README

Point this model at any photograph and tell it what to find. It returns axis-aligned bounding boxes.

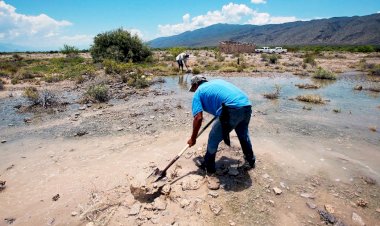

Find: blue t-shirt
[192,79,251,116]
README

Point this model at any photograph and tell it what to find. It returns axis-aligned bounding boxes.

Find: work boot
[240,159,256,171]
[194,154,216,174]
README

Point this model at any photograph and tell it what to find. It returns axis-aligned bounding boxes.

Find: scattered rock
[181,175,204,191]
[23,117,31,123]
[6,164,14,170]
[4,217,15,224]
[318,209,336,224]
[1,140,6,143]
[273,187,282,195]
[129,203,141,215]
[71,211,78,216]
[79,105,86,110]
[209,203,222,215]
[376,208,380,213]
[52,194,60,201]
[116,127,124,131]
[280,182,286,188]
[228,167,239,176]
[0,181,6,191]
[180,198,191,208]
[306,200,316,209]
[229,220,236,226]
[300,193,316,199]
[161,184,171,195]
[208,191,219,198]
[74,130,88,137]
[361,176,376,185]
[356,198,368,207]
[324,204,335,214]
[153,197,167,210]
[354,85,363,91]
[352,212,365,226]
[86,222,95,226]
[207,177,220,190]
[267,200,275,206]
[262,173,270,179]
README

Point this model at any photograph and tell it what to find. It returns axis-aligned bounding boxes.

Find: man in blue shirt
[188,75,255,174]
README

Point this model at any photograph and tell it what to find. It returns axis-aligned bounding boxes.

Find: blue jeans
[204,106,255,170]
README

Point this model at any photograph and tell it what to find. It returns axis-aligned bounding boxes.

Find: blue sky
[1,0,379,50]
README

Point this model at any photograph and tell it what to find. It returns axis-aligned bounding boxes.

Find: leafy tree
[90,28,152,63]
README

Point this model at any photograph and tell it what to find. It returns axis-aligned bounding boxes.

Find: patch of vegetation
[269,55,280,64]
[369,126,377,132]
[60,44,80,58]
[219,66,238,72]
[313,67,336,80]
[285,45,377,53]
[260,53,269,62]
[103,59,132,74]
[85,84,109,102]
[215,51,225,62]
[263,84,281,99]
[127,73,149,89]
[295,83,320,89]
[303,53,317,66]
[23,87,39,103]
[192,67,201,75]
[296,94,324,104]
[91,28,152,63]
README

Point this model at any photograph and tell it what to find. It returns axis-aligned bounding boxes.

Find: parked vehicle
[272,47,287,53]
[255,46,287,54]
[255,47,271,53]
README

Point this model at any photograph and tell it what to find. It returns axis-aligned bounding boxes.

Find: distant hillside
[148,13,380,48]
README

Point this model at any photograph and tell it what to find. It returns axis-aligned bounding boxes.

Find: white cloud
[157,3,298,37]
[0,1,92,50]
[251,0,267,4]
[128,28,143,38]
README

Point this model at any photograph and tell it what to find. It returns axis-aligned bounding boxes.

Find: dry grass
[263,84,281,99]
[296,94,324,104]
[295,83,320,89]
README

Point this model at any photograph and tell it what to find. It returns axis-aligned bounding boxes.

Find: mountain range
[148,13,380,48]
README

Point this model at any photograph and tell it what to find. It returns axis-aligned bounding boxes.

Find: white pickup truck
[255,46,287,54]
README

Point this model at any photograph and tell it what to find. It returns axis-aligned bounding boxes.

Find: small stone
[209,203,222,215]
[208,191,219,198]
[207,177,220,190]
[129,203,141,215]
[356,198,368,207]
[161,184,171,195]
[352,212,365,226]
[71,211,78,216]
[280,182,286,188]
[306,200,316,209]
[268,200,275,206]
[86,222,95,226]
[153,197,167,210]
[228,167,239,176]
[4,217,15,224]
[79,106,86,110]
[1,140,6,143]
[376,208,380,213]
[52,194,60,201]
[180,198,191,208]
[262,173,270,179]
[229,220,236,226]
[181,175,204,191]
[325,204,335,214]
[116,127,124,131]
[300,193,316,199]
[150,116,155,119]
[273,187,282,195]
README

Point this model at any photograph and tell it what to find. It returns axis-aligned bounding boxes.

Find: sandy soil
[1,52,380,226]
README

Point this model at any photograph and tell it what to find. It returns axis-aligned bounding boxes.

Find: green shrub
[60,44,80,57]
[263,84,281,99]
[215,51,225,62]
[296,94,324,104]
[91,28,152,63]
[192,67,201,75]
[103,59,131,74]
[370,65,380,76]
[86,84,109,102]
[127,74,149,89]
[303,53,317,66]
[23,87,39,103]
[11,78,19,84]
[269,55,279,64]
[313,67,336,80]
[168,47,187,61]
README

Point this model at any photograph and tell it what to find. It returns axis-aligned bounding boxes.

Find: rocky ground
[0,52,380,226]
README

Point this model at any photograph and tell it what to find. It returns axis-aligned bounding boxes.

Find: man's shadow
[170,156,253,192]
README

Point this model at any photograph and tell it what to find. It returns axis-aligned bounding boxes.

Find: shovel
[147,116,217,183]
